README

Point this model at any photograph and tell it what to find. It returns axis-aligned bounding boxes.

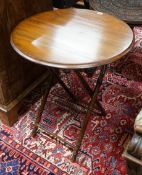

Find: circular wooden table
[11,8,134,161]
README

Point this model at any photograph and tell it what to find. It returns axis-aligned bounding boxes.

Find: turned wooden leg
[123,133,142,175]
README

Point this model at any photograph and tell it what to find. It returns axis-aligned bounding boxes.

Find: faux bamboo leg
[75,68,107,116]
[51,68,77,102]
[31,65,107,161]
[75,70,93,97]
[72,65,107,161]
[31,75,54,137]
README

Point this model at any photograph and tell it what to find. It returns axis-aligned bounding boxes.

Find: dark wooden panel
[0,0,52,105]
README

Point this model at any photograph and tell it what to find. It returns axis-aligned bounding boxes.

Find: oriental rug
[0,26,142,175]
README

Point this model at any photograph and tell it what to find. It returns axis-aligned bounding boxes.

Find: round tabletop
[11,8,134,69]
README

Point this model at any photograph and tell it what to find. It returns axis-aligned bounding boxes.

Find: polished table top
[11,8,134,69]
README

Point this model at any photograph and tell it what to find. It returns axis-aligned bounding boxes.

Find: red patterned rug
[0,27,142,175]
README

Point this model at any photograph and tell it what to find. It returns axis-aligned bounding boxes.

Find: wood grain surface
[11,8,134,69]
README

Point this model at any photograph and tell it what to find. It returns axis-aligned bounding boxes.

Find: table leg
[74,70,93,97]
[51,68,77,102]
[51,68,106,116]
[72,65,107,161]
[32,65,107,162]
[74,68,106,116]
[31,75,54,137]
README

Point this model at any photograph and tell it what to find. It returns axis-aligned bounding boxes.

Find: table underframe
[31,65,107,162]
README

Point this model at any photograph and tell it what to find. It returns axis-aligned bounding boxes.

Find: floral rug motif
[0,27,142,175]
